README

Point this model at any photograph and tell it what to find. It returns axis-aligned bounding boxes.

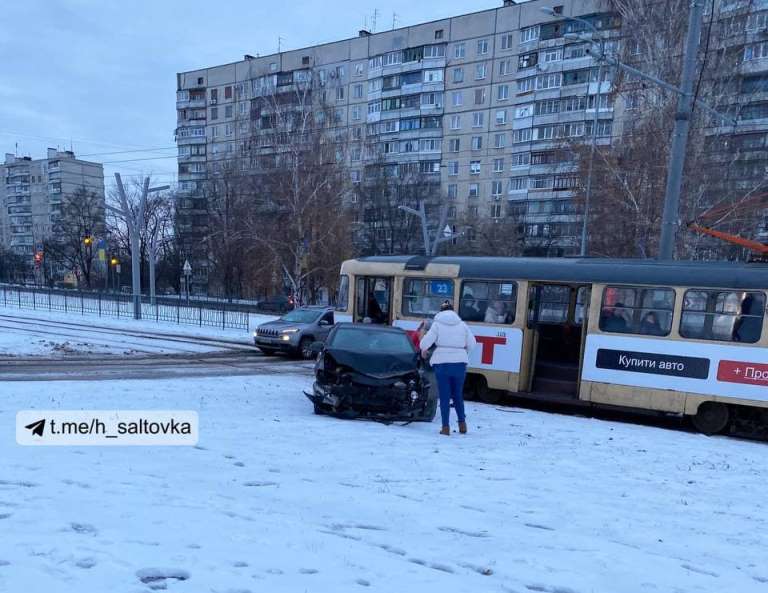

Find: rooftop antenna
[371,8,379,32]
[392,12,399,30]
[278,36,284,53]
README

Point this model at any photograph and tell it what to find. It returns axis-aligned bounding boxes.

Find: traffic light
[34,252,43,267]
[83,236,92,246]
[110,257,119,266]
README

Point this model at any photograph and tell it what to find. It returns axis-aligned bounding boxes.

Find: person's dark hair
[440,300,453,311]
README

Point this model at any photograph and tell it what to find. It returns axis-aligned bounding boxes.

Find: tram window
[680,289,764,343]
[534,285,570,324]
[460,281,517,324]
[402,278,454,317]
[600,286,675,336]
[336,275,349,311]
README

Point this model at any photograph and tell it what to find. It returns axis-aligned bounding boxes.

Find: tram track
[0,313,256,353]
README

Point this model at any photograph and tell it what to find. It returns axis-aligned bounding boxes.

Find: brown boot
[440,426,450,436]
[458,421,467,434]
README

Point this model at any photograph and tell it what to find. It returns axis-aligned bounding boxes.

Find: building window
[424,69,443,83]
[470,160,481,174]
[536,99,560,115]
[453,67,464,83]
[537,73,562,90]
[210,107,218,120]
[452,91,463,107]
[500,33,514,50]
[513,128,533,143]
[496,109,508,125]
[469,183,480,198]
[474,88,486,104]
[518,52,538,70]
[497,85,510,101]
[544,48,562,63]
[423,44,445,58]
[450,115,461,129]
[454,43,466,58]
[471,136,483,150]
[491,180,503,196]
[477,39,489,55]
[509,176,528,192]
[744,42,768,61]
[494,133,506,149]
[449,138,460,152]
[475,63,487,80]
[493,158,505,172]
[520,25,540,43]
[491,204,503,218]
[511,152,530,167]
[225,105,233,118]
[447,184,458,199]
[448,161,459,175]
[353,84,363,98]
[499,59,513,76]
[224,86,232,99]
[517,76,535,93]
[435,29,444,40]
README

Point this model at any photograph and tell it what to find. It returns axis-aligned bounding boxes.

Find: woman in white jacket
[419,300,477,435]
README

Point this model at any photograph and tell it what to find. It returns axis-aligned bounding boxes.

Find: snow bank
[0,374,766,592]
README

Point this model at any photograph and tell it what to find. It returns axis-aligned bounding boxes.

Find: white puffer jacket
[419,310,477,365]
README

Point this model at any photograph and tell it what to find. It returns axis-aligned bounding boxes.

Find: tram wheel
[692,402,730,435]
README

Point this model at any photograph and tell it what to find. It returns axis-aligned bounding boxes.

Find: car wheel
[299,337,315,360]
[692,402,730,435]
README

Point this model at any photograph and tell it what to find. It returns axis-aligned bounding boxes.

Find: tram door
[354,276,393,324]
[526,284,590,397]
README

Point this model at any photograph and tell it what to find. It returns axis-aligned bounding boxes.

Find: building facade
[175,0,768,285]
[0,149,105,262]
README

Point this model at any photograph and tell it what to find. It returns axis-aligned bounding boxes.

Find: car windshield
[280,309,320,324]
[330,328,414,353]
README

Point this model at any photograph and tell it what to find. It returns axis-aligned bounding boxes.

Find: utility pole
[658,0,705,260]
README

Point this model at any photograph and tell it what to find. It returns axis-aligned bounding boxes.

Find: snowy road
[2,373,767,593]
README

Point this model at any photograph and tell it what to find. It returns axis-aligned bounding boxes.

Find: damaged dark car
[305,323,437,422]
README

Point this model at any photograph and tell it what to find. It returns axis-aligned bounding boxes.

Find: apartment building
[0,149,105,261]
[175,0,768,283]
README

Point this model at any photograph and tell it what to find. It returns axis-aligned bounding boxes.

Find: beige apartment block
[175,0,768,282]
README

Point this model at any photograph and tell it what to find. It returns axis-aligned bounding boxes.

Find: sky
[0,0,505,188]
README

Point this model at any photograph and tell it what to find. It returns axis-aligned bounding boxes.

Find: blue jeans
[433,362,467,427]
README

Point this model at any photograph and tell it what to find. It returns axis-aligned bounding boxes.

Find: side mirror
[310,341,325,353]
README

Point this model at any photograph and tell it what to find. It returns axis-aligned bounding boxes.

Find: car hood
[323,347,417,379]
[258,320,305,331]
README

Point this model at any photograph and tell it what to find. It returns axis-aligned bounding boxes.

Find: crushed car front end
[306,343,435,422]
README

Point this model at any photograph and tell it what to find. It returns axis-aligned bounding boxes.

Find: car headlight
[281,328,300,334]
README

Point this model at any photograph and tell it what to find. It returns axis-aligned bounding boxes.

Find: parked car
[305,323,436,422]
[257,294,295,313]
[253,306,334,358]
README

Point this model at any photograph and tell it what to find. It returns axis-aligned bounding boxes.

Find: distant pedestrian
[419,300,477,436]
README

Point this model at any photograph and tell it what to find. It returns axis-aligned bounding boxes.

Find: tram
[334,256,768,434]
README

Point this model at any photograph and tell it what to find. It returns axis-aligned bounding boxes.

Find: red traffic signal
[34,252,43,266]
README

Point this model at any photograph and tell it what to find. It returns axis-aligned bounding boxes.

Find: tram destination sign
[596,348,710,380]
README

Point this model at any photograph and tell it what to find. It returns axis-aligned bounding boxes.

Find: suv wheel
[299,337,315,360]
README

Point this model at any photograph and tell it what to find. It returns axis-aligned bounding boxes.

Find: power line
[78,146,178,157]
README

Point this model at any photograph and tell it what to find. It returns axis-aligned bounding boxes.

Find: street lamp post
[109,174,169,320]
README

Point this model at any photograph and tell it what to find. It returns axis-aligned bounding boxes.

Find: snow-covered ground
[2,373,766,592]
[0,306,277,356]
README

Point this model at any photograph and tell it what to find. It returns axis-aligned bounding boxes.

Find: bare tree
[43,187,105,288]
[580,0,767,259]
[239,71,354,303]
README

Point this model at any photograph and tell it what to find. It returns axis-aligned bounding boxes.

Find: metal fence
[0,285,251,330]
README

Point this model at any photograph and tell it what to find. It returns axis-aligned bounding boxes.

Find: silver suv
[254,306,335,358]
